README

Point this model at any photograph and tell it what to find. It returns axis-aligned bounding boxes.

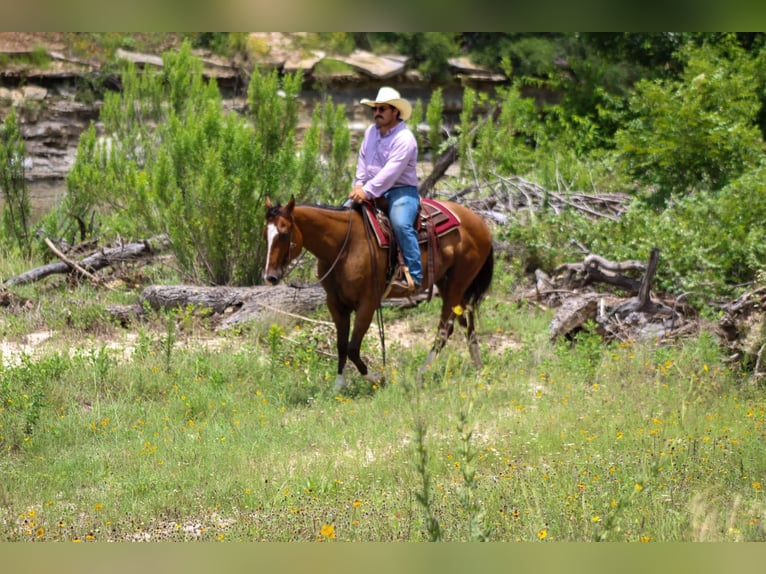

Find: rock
[337,50,408,79]
[21,85,48,101]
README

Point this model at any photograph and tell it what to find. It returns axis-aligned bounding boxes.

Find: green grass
[1,265,765,542]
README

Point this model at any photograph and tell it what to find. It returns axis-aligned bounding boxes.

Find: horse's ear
[265,197,273,210]
[286,195,295,212]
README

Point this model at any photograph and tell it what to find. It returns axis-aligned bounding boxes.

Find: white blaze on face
[263,223,279,281]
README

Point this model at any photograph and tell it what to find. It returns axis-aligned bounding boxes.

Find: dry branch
[3,235,170,287]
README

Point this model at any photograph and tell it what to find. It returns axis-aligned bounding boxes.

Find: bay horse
[263,196,494,391]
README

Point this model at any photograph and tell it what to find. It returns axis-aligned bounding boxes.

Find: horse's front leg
[326,298,351,391]
[347,302,384,386]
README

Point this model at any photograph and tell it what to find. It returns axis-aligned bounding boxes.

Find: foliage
[468,82,544,181]
[186,32,249,57]
[614,41,765,206]
[369,33,459,80]
[59,40,352,286]
[582,167,766,304]
[297,96,352,204]
[0,354,66,451]
[425,88,444,168]
[0,108,31,257]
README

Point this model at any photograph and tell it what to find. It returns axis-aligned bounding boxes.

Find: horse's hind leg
[421,303,459,372]
[462,306,482,368]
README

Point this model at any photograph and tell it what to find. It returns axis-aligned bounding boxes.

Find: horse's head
[263,196,302,285]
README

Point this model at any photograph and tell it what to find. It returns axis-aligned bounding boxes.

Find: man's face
[372,104,399,132]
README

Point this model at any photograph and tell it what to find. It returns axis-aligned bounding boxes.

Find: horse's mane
[304,202,354,212]
[267,200,355,218]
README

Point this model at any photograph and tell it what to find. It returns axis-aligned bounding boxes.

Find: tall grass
[1,271,765,542]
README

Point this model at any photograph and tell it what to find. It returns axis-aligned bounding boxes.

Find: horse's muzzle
[264,274,281,286]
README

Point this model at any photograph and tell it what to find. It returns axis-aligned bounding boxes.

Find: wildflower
[36,527,44,538]
[537,529,548,540]
[94,503,103,511]
[352,500,363,508]
[591,516,601,523]
[320,523,336,539]
[634,483,644,492]
[753,481,762,491]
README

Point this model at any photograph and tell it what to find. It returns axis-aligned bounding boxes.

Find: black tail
[465,245,494,308]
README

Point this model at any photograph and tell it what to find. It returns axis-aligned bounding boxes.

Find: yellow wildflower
[320,523,336,539]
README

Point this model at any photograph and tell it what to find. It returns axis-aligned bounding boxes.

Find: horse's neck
[294,206,355,261]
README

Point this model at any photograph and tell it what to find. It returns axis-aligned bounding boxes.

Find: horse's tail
[465,245,494,308]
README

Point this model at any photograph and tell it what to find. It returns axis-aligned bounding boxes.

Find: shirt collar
[376,119,405,138]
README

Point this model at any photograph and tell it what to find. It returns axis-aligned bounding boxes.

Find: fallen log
[3,235,170,287]
[107,282,433,329]
[543,248,689,342]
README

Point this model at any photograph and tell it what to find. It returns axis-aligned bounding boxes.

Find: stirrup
[382,266,417,299]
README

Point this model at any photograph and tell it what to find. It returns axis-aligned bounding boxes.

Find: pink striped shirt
[354,120,418,198]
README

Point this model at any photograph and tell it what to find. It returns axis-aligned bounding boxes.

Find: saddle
[362,197,461,299]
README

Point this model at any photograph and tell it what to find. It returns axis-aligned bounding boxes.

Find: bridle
[273,207,355,285]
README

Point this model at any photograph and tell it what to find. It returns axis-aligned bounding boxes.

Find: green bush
[59,40,352,286]
[558,164,766,305]
[614,42,764,206]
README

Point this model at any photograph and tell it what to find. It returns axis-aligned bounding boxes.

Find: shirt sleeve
[354,126,372,187]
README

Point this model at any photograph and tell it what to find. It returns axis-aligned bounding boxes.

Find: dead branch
[3,235,170,287]
[44,236,104,286]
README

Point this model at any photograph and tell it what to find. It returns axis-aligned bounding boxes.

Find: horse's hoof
[420,350,437,372]
[334,374,348,392]
[363,372,385,387]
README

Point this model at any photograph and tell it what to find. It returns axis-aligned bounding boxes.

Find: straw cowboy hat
[360,86,413,121]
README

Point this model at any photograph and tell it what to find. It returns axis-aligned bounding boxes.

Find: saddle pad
[364,197,461,248]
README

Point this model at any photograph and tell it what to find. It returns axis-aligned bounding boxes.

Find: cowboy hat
[360,86,413,121]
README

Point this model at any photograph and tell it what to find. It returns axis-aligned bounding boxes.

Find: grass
[1,262,765,542]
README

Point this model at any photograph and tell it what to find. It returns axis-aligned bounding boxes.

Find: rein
[361,205,387,368]
[281,207,354,287]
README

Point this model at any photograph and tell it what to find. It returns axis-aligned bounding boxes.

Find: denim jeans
[384,185,422,285]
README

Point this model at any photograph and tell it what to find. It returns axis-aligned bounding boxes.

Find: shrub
[614,42,764,206]
[59,40,352,286]
[0,108,32,256]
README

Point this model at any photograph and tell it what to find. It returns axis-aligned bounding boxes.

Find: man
[349,86,422,293]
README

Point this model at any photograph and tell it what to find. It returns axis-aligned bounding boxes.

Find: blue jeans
[384,186,422,285]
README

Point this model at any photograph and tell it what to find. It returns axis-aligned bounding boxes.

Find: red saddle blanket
[363,198,461,248]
